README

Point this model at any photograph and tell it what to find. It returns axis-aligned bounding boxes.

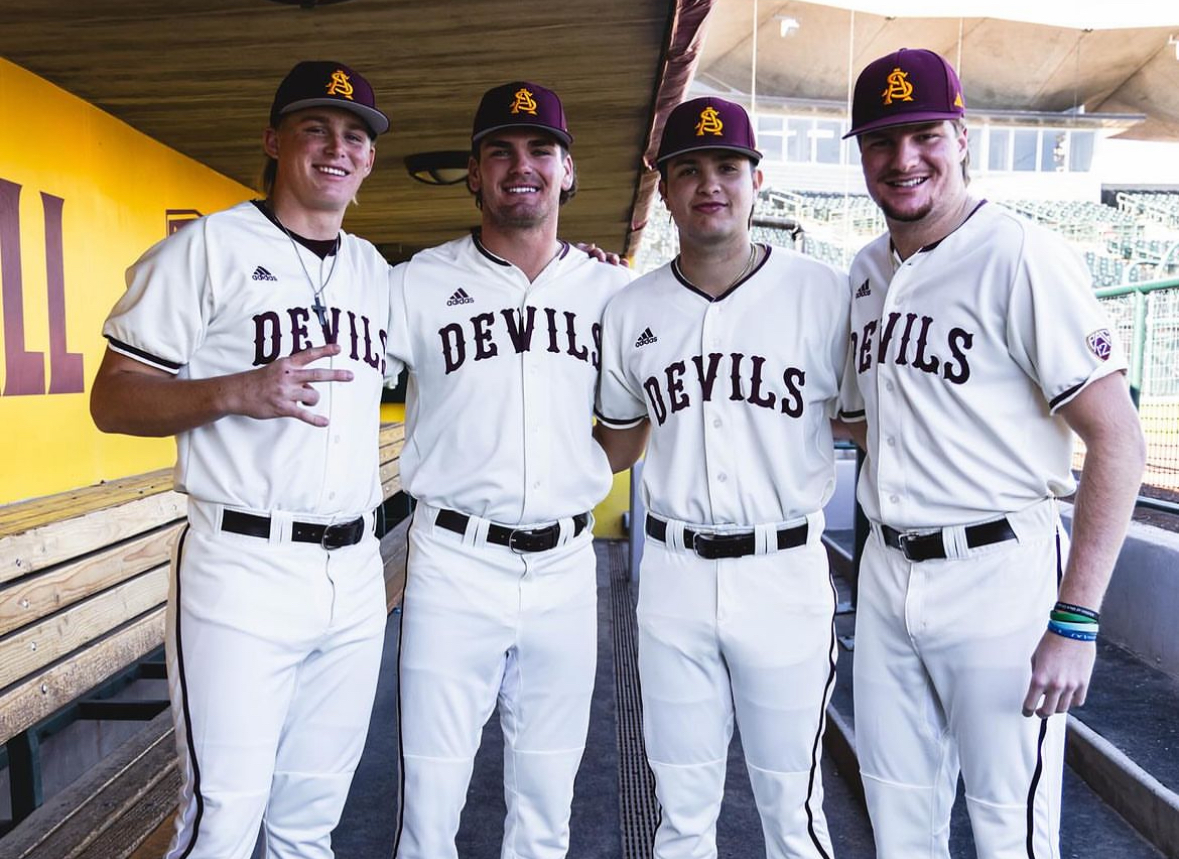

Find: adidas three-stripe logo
[252,266,277,282]
[855,279,871,299]
[447,288,475,306]
[635,327,658,347]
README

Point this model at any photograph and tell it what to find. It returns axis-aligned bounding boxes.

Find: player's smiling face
[265,107,375,214]
[468,130,573,230]
[660,150,761,247]
[858,120,968,225]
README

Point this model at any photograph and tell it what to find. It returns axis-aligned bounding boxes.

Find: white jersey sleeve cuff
[105,336,183,375]
[1047,363,1126,414]
[594,407,646,430]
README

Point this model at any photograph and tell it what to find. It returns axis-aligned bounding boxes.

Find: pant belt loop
[556,516,573,547]
[943,523,970,559]
[269,509,293,545]
[753,523,775,556]
[469,513,493,548]
[805,509,825,544]
[662,517,689,553]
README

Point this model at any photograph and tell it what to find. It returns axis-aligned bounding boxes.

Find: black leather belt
[221,509,369,549]
[880,518,1016,562]
[645,515,808,560]
[435,508,589,553]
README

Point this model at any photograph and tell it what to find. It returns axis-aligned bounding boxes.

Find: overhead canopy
[0,0,689,258]
[698,0,1179,141]
[2,0,1177,260]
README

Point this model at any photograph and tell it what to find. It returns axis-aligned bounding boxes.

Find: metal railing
[1092,277,1179,515]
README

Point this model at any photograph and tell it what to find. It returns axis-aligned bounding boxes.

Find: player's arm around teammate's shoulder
[1022,372,1145,718]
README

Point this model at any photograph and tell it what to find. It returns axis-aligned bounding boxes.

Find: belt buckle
[321,518,359,550]
[508,526,551,553]
[896,532,915,561]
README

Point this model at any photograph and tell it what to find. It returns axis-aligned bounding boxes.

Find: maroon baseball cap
[270,61,390,137]
[656,97,762,165]
[844,48,965,139]
[471,82,572,148]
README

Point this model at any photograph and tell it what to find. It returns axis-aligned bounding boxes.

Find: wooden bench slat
[0,710,177,859]
[0,525,180,638]
[0,472,174,533]
[0,609,165,745]
[378,423,406,446]
[0,570,169,690]
[1,494,185,585]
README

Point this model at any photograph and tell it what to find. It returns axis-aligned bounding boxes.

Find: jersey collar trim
[890,198,989,259]
[251,200,340,259]
[471,229,572,268]
[471,229,512,266]
[670,243,771,303]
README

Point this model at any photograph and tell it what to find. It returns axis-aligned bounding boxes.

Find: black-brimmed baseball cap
[270,61,390,137]
[471,82,572,148]
[844,48,965,139]
[656,97,762,165]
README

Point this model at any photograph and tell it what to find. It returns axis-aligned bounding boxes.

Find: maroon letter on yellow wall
[0,179,46,395]
[42,193,84,393]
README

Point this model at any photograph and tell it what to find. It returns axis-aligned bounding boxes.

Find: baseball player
[594,97,847,859]
[387,82,631,859]
[90,61,399,859]
[838,48,1145,859]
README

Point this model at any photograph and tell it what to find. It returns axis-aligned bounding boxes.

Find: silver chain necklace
[271,207,341,335]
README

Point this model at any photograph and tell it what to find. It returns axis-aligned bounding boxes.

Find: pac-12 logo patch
[1086,328,1112,361]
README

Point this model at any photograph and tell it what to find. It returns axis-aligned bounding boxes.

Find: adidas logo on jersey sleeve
[855,279,871,299]
[446,288,475,306]
[252,266,278,282]
[635,327,658,347]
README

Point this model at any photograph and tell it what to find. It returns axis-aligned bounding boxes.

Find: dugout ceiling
[2,0,1179,259]
[0,0,690,260]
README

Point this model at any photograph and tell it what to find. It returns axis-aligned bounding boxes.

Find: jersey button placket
[520,303,549,517]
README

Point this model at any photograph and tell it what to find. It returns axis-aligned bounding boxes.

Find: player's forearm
[91,365,240,437]
[1058,419,1145,610]
[593,421,650,473]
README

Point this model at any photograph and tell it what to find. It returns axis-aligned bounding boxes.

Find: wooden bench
[0,423,408,859]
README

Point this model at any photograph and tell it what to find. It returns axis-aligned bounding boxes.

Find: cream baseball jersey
[103,201,398,515]
[386,233,631,524]
[838,201,1128,528]
[596,245,850,525]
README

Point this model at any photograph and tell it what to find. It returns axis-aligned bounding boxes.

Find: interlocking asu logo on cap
[325,69,355,101]
[270,60,389,136]
[471,81,572,147]
[845,48,965,139]
[656,96,761,165]
[882,67,915,106]
[510,87,539,116]
[695,106,724,137]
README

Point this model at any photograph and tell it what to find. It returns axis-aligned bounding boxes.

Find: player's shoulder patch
[1086,328,1113,362]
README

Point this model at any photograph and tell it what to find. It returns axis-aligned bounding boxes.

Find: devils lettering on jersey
[252,305,387,373]
[438,307,601,374]
[853,311,973,384]
[642,351,806,425]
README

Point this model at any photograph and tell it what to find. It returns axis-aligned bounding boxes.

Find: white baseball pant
[853,497,1067,859]
[637,511,837,859]
[165,502,387,859]
[394,503,598,859]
